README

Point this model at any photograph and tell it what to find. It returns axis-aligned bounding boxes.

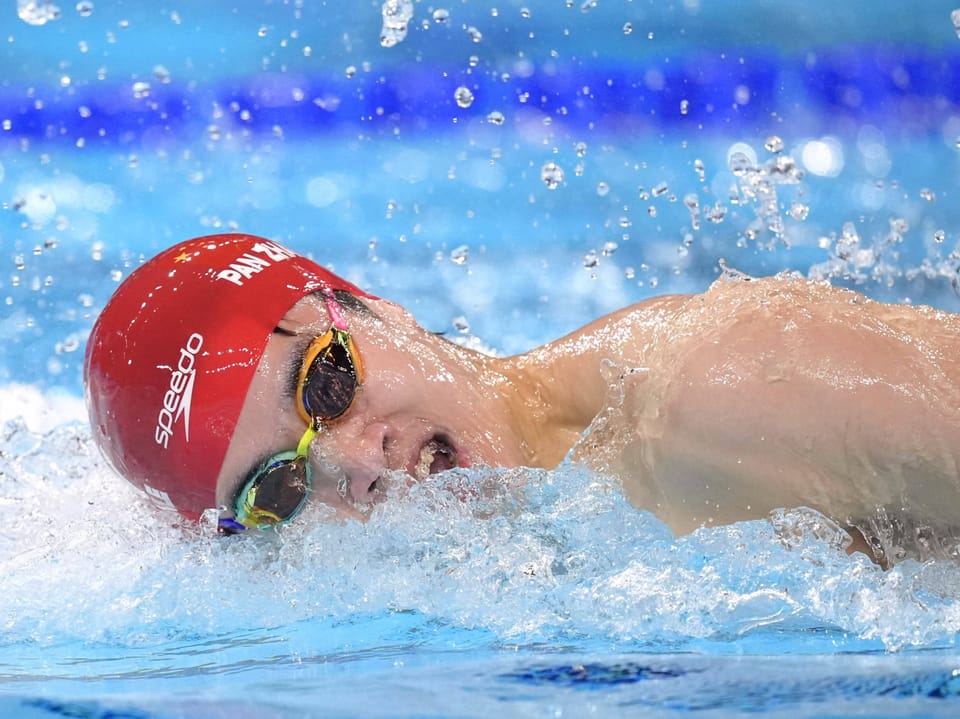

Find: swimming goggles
[219,289,364,534]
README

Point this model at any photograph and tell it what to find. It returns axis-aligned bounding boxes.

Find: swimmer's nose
[309,421,387,505]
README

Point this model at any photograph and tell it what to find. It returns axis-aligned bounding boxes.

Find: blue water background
[3,1,960,716]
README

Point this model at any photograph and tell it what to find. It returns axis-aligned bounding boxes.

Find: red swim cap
[84,233,374,520]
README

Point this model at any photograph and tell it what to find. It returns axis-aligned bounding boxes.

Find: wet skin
[216,292,601,519]
[217,277,960,560]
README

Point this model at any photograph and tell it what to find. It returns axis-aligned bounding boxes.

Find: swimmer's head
[83,233,374,520]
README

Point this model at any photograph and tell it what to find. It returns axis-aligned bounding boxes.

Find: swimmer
[85,233,960,563]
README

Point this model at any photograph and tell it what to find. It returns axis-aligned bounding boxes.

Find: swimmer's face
[215,293,521,523]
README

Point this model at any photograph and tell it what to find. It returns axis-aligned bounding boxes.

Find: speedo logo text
[155,332,203,449]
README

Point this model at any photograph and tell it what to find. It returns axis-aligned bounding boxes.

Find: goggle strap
[322,288,350,331]
[296,424,318,457]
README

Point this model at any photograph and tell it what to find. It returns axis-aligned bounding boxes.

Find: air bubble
[651,181,669,197]
[132,81,150,99]
[454,86,474,108]
[466,26,483,43]
[541,162,564,189]
[432,8,449,23]
[450,245,469,264]
[596,182,609,197]
[622,22,633,35]
[920,188,936,202]
[486,111,505,125]
[583,250,599,268]
[75,0,93,17]
[679,99,689,115]
[953,8,960,38]
[575,141,587,158]
[934,229,946,244]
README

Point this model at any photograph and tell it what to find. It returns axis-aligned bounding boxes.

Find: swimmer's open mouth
[414,435,459,479]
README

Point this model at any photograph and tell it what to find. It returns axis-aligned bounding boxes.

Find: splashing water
[3,401,960,653]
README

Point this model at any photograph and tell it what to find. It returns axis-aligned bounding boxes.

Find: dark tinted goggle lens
[253,460,308,518]
[236,456,310,528]
[301,338,358,421]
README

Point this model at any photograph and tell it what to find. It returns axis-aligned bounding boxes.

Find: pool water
[3,1,960,716]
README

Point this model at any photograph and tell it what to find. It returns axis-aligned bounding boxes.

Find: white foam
[2,387,959,651]
[0,382,87,433]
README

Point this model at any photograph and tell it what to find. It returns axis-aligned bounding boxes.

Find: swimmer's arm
[609,280,960,533]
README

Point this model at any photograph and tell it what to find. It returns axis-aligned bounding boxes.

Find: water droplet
[541,162,564,189]
[764,135,784,153]
[153,65,171,84]
[454,86,474,108]
[75,0,93,17]
[432,8,449,23]
[380,0,414,47]
[728,151,753,176]
[693,158,705,181]
[788,201,809,221]
[705,203,727,224]
[486,110,505,125]
[18,0,61,25]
